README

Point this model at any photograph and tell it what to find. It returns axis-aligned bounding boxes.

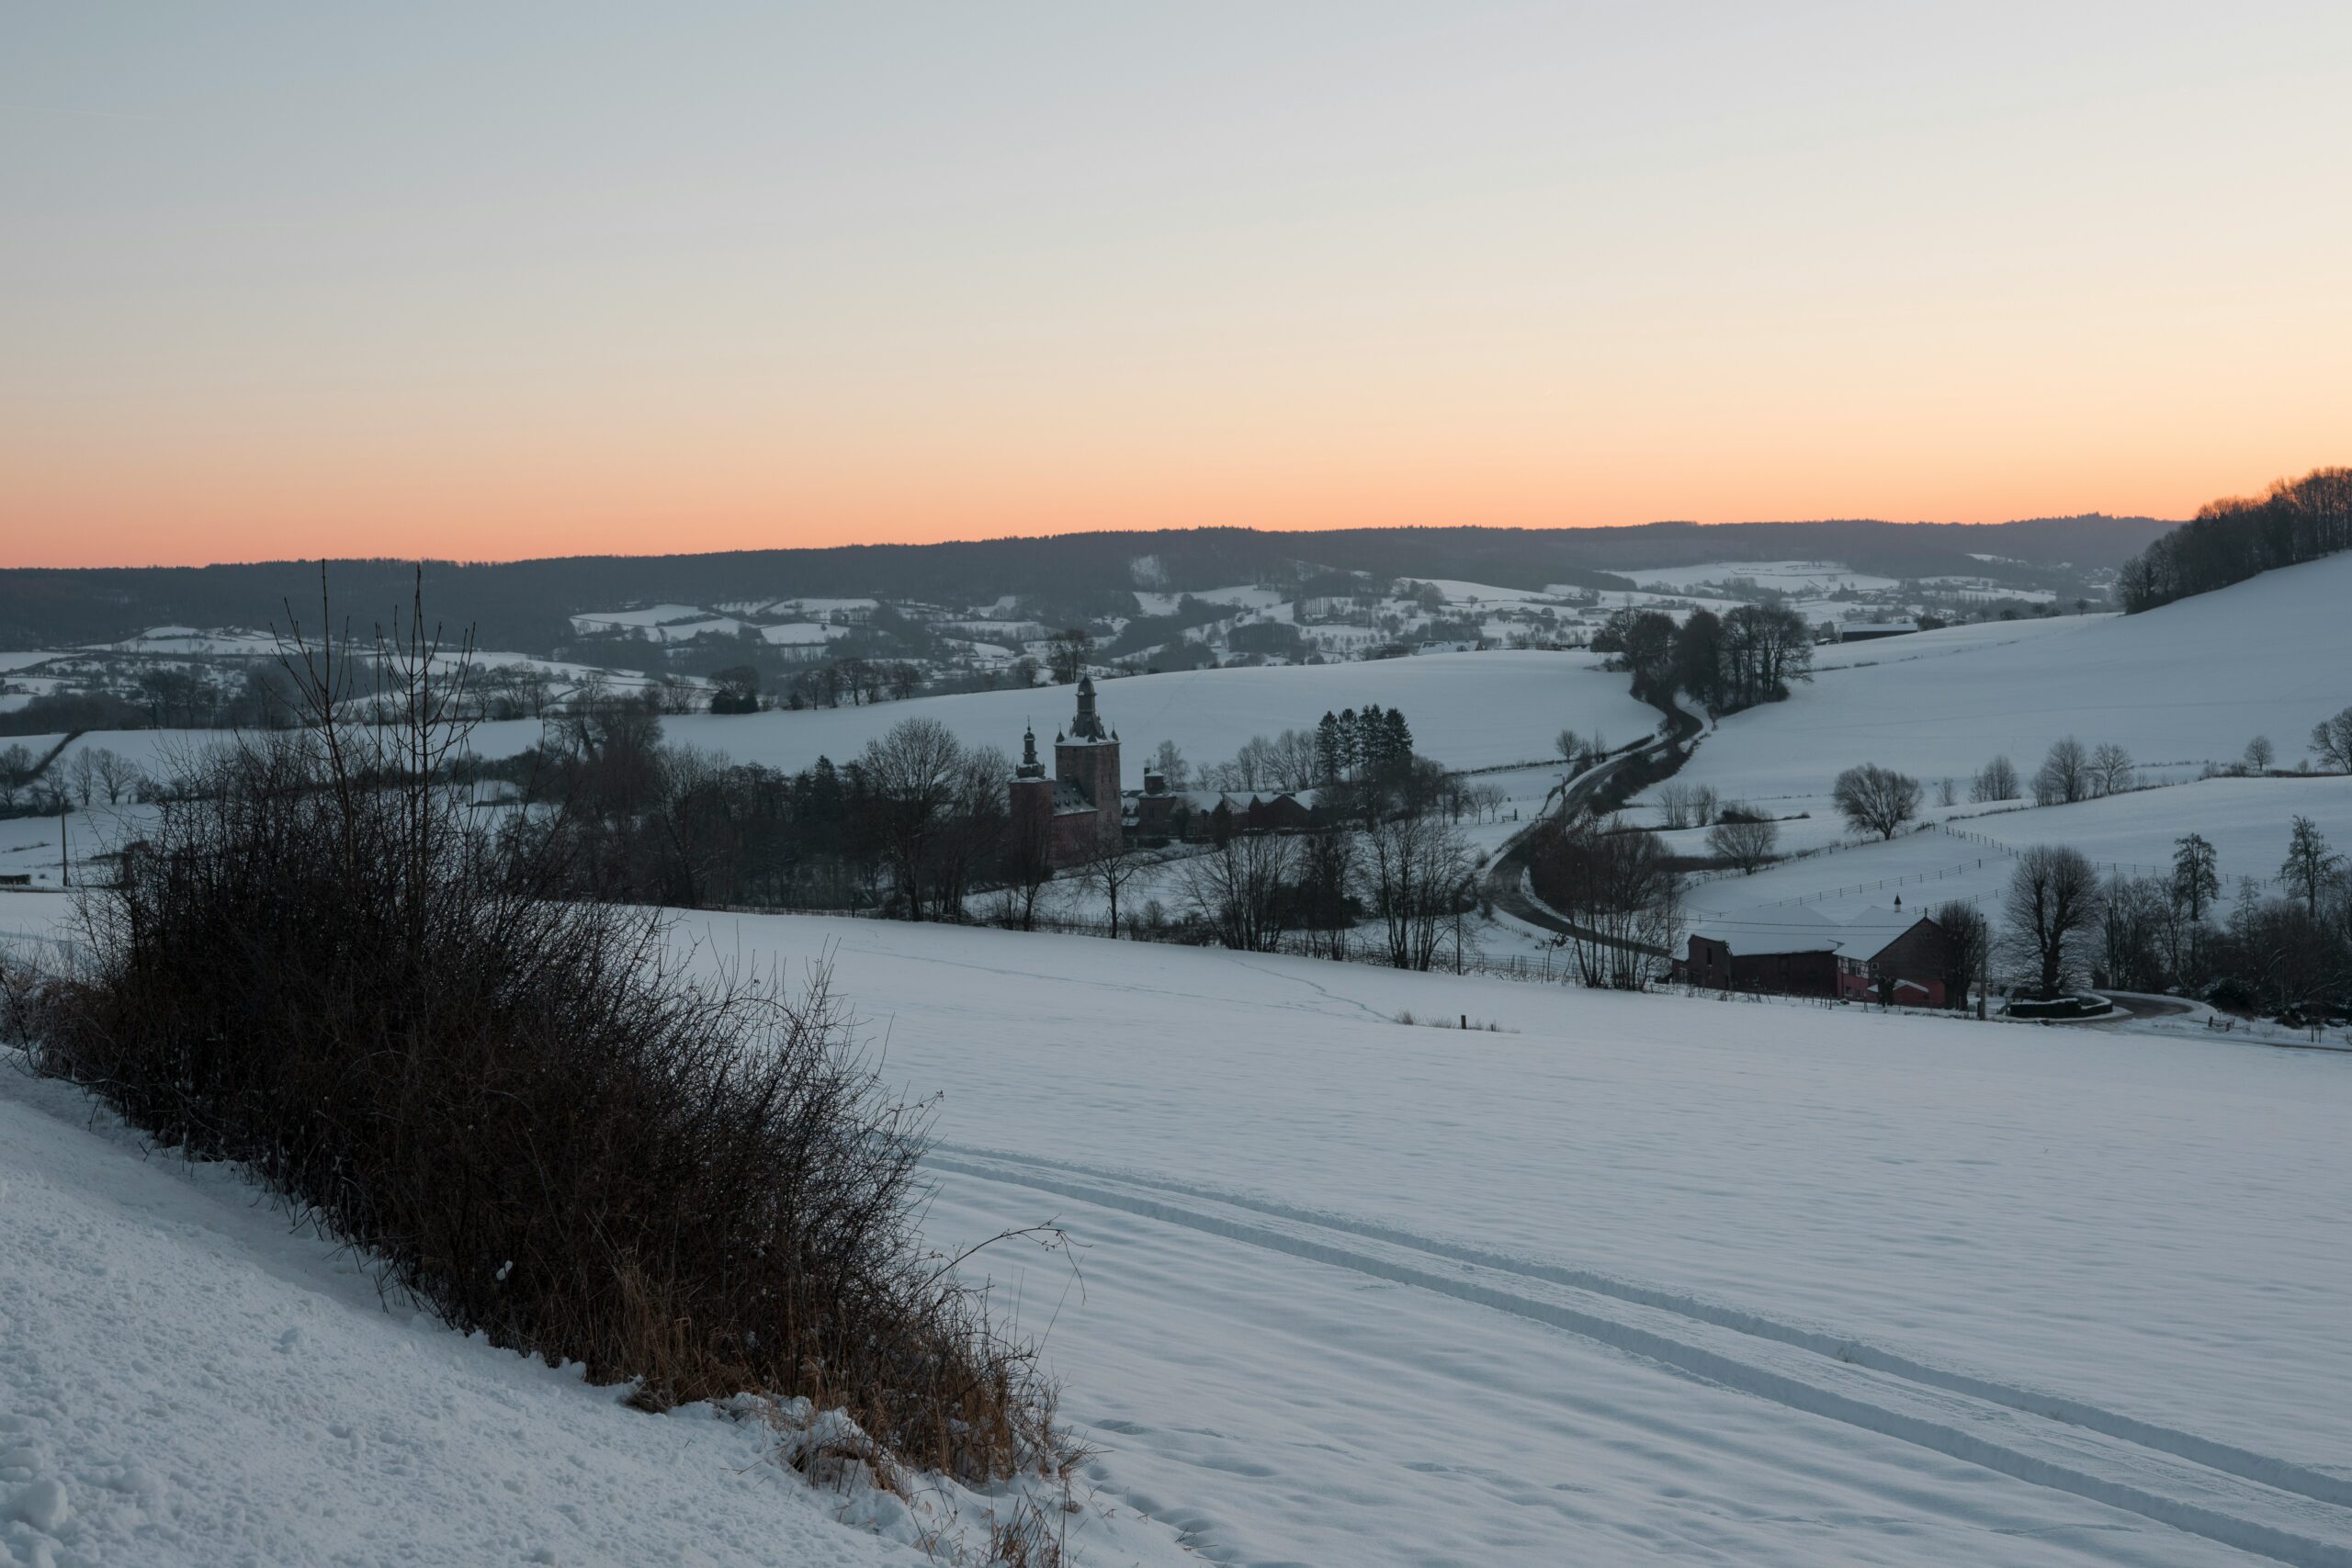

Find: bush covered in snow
[12,592,1057,1483]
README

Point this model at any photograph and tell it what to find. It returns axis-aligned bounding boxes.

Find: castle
[1010,675,1124,867]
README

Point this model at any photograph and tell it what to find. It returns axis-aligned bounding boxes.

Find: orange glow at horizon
[6,6,2349,570]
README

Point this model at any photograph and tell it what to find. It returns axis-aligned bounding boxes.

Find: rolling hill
[1664,551,2352,814]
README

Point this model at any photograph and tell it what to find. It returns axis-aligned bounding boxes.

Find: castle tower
[1054,676,1123,856]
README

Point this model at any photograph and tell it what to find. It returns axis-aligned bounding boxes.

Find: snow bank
[0,1061,1186,1568]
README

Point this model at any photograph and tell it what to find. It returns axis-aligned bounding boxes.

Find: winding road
[1480,695,1700,953]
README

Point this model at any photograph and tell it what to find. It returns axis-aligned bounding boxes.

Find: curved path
[1480,694,1700,953]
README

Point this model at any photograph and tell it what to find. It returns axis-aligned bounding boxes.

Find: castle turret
[1009,722,1055,863]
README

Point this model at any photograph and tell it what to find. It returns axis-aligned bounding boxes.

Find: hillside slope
[1668,552,2352,810]
[0,1058,1189,1568]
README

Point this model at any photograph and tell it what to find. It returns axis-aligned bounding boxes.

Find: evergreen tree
[1360,705,1389,774]
[1382,708,1413,773]
[1315,711,1343,784]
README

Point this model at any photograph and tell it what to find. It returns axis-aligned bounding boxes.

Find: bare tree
[1294,822,1357,960]
[858,717,966,919]
[2312,707,2352,773]
[1148,739,1190,790]
[1999,844,2104,999]
[1834,764,1921,840]
[1079,834,1149,940]
[1356,812,1472,971]
[2280,817,2342,916]
[1971,755,2019,803]
[1706,813,1778,874]
[1046,628,1093,685]
[1178,830,1296,952]
[1655,782,1699,830]
[2164,827,2220,987]
[64,749,98,807]
[1931,899,1989,1012]
[90,748,142,806]
[1267,728,1321,793]
[1532,815,1683,988]
[923,744,1010,919]
[1935,775,1957,808]
[2244,735,2275,773]
[2099,874,2174,992]
[2033,737,2089,806]
[2087,743,2135,797]
[999,797,1056,932]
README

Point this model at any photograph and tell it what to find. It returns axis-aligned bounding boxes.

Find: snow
[568,604,711,630]
[73,628,280,656]
[774,597,879,615]
[1682,777,2352,930]
[0,1069,887,1567]
[30,653,1651,784]
[1807,615,2080,671]
[430,650,1656,780]
[1625,559,1901,594]
[1130,585,1287,616]
[700,916,2352,1566]
[10,886,2352,1562]
[1668,554,2352,811]
[1412,579,1564,604]
[0,1041,1193,1568]
[759,622,841,646]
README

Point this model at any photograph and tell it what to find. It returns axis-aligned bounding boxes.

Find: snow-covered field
[9,908,2350,1565]
[709,919,2352,1564]
[1666,554,2352,812]
[1627,559,1901,594]
[25,651,1652,785]
[1680,776,2352,935]
[1672,774,2352,925]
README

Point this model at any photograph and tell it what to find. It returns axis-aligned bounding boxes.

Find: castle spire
[1015,722,1046,779]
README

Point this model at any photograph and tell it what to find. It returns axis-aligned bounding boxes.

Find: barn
[1833,905,1953,1008]
[1678,906,1846,998]
[1679,902,1955,1006]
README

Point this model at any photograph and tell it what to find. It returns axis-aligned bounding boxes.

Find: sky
[5,3,2349,568]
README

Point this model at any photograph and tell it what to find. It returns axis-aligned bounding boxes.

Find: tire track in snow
[935,1141,2352,1514]
[929,1146,2352,1568]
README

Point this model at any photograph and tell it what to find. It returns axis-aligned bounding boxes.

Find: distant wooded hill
[0,515,2171,653]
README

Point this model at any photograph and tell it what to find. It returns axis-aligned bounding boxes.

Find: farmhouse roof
[1836,906,1939,962]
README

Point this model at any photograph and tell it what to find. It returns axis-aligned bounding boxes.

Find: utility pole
[60,807,70,888]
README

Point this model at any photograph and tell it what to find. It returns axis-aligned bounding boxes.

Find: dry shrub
[21,590,1048,1483]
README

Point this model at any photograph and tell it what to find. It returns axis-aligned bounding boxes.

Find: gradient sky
[6,3,2349,568]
